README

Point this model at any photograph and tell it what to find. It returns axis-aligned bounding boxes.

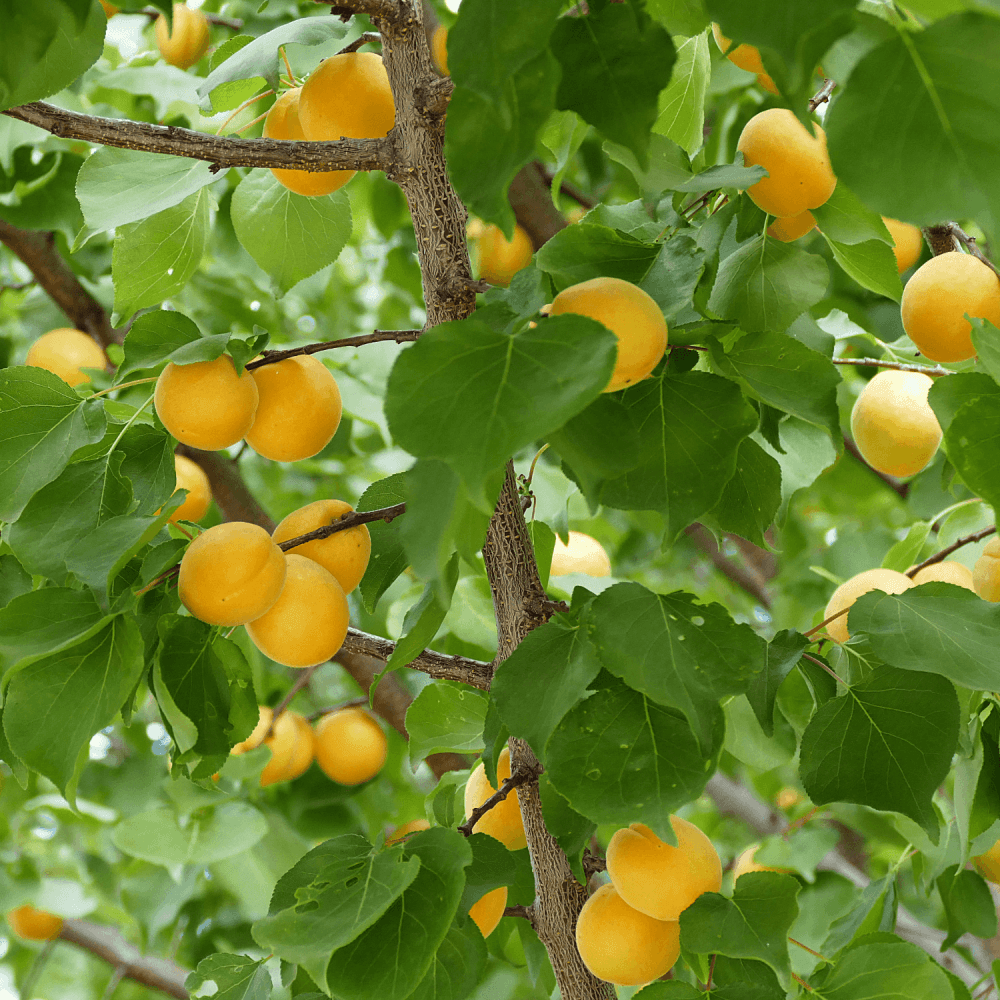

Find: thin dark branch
[342,628,493,689]
[906,525,996,577]
[322,0,406,22]
[808,78,837,112]
[277,503,406,551]
[504,904,534,921]
[338,32,381,54]
[536,165,596,210]
[803,606,849,640]
[685,524,772,607]
[459,764,543,837]
[305,697,369,721]
[925,222,1000,278]
[833,356,951,375]
[245,329,421,369]
[843,435,910,499]
[267,665,319,735]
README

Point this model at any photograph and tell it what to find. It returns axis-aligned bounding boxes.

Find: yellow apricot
[245,356,342,462]
[767,210,816,243]
[231,704,272,755]
[883,217,923,274]
[550,531,611,578]
[100,0,118,14]
[973,538,1000,602]
[169,454,212,524]
[245,554,349,667]
[154,355,259,451]
[6,906,62,941]
[732,845,792,881]
[26,328,107,387]
[263,89,344,198]
[901,252,1000,363]
[463,747,526,850]
[271,499,371,594]
[756,72,780,96]
[711,23,765,74]
[298,53,395,191]
[606,818,721,921]
[262,710,314,787]
[469,886,507,938]
[431,25,448,75]
[474,223,533,288]
[974,838,1000,883]
[154,4,210,70]
[850,370,941,479]
[386,818,431,845]
[314,707,388,786]
[737,109,837,219]
[575,883,680,986]
[911,560,975,590]
[549,277,668,393]
[178,521,287,627]
[823,568,914,644]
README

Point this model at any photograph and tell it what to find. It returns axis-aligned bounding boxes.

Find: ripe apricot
[431,25,448,75]
[767,210,816,243]
[606,818,721,921]
[463,747,526,850]
[271,499,371,594]
[710,24,780,95]
[850,370,941,479]
[550,531,611,578]
[154,4,210,70]
[732,845,792,881]
[575,883,680,986]
[266,710,315,786]
[232,704,272,755]
[298,53,395,191]
[26,328,107,387]
[823,568,914,644]
[245,554,349,667]
[883,218,922,274]
[386,818,430,845]
[974,838,1000,883]
[314,707,388,786]
[263,89,344,198]
[469,886,507,938]
[6,906,62,941]
[973,538,1000,602]
[154,355,259,451]
[901,252,1000,363]
[169,454,212,524]
[245,356,342,462]
[549,277,668,393]
[473,223,533,288]
[911,560,975,590]
[737,109,837,219]
[178,521,287,627]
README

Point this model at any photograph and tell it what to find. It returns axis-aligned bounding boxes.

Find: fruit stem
[279,46,296,88]
[216,90,274,137]
[802,652,846,686]
[266,664,320,737]
[802,609,849,641]
[906,525,997,578]
[808,78,837,113]
[89,376,157,399]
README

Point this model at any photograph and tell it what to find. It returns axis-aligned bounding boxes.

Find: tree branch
[341,628,492,689]
[832,356,952,376]
[685,524,773,608]
[458,763,542,837]
[245,329,420,369]
[174,447,276,530]
[808,78,837,112]
[277,504,406,551]
[923,222,1000,277]
[324,0,406,22]
[337,31,382,55]
[508,162,571,250]
[906,525,996,577]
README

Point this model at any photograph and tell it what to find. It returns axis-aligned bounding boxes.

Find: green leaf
[972,319,1000,386]
[231,172,353,297]
[186,954,272,1000]
[639,234,707,322]
[545,671,722,836]
[119,425,175,516]
[882,522,932,573]
[405,682,488,769]
[92,64,201,121]
[534,222,659,288]
[708,236,829,333]
[675,159,766,193]
[252,834,422,988]
[357,473,409,613]
[928,371,1000,430]
[119,310,230,378]
[799,664,959,837]
[939,394,1000,511]
[680,871,800,988]
[702,438,782,548]
[645,0,709,36]
[462,833,523,911]
[811,182,894,246]
[754,416,838,521]
[204,36,263,113]
[112,188,211,320]
[823,877,897,957]
[409,921,488,1000]
[385,313,616,507]
[937,865,998,950]
[0,554,32,610]
[654,33,710,156]
[824,236,903,302]
[813,939,955,999]
[0,149,84,243]
[604,134,694,195]
[386,555,459,680]
[0,367,106,521]
[746,630,809,737]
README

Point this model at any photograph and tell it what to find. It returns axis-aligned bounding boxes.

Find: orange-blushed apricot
[431,25,448,75]
[823,568,914,644]
[169,454,212,524]
[549,277,668,393]
[463,747,526,850]
[154,4,210,70]
[245,356,342,462]
[26,328,106,387]
[263,709,314,787]
[469,886,507,938]
[883,217,923,274]
[974,538,1000,602]
[154,355,259,451]
[711,23,765,75]
[767,210,816,243]
[245,554,349,667]
[386,818,431,845]
[911,560,975,590]
[6,906,62,941]
[550,531,611,578]
[178,522,286,627]
[271,499,371,594]
[901,252,1000,363]
[732,845,792,881]
[974,838,1000,883]
[263,88,344,197]
[314,707,388,786]
[473,223,533,288]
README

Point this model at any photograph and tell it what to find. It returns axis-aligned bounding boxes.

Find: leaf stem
[802,652,846,686]
[789,937,829,963]
[89,376,158,400]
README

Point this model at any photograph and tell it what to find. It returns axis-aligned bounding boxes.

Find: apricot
[6,906,62,941]
[298,53,395,191]
[911,560,975,590]
[463,747,526,850]
[575,883,680,986]
[26,328,107,387]
[267,710,315,786]
[469,886,507,938]
[550,531,611,578]
[737,109,837,219]
[549,277,668,393]
[271,499,371,594]
[431,25,448,75]
[883,217,923,274]
[314,707,388,786]
[901,252,1000,363]
[850,370,941,479]
[767,210,816,243]
[710,24,780,95]
[169,454,212,524]
[386,818,431,845]
[154,4,210,70]
[245,554,349,667]
[823,568,914,644]
[473,222,533,288]
[974,838,1000,883]
[756,72,779,96]
[245,356,342,462]
[606,818,721,921]
[973,538,1000,602]
[178,521,287,627]
[231,704,272,755]
[732,845,792,881]
[154,355,259,451]
[263,89,344,198]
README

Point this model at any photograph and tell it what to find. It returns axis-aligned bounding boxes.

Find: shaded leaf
[405,682,488,769]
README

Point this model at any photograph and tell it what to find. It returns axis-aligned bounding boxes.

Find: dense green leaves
[814,939,956,999]
[655,33,710,155]
[704,438,782,548]
[535,222,659,287]
[746,630,809,737]
[405,682,488,768]
[186,954,273,1000]
[357,473,409,612]
[937,865,998,949]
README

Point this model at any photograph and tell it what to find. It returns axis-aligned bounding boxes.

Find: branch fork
[458,762,544,837]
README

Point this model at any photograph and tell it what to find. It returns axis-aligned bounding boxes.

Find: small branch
[508,162,570,249]
[245,330,420,370]
[173,447,276,530]
[802,652,846,686]
[906,525,996,577]
[458,764,543,837]
[685,524,773,608]
[504,904,534,922]
[706,953,717,992]
[536,165,596,210]
[808,78,837,112]
[582,849,606,878]
[342,628,493,689]
[843,435,909,499]
[323,0,405,22]
[305,696,369,721]
[267,665,319,735]
[832,356,952,376]
[337,32,381,54]
[277,503,406,551]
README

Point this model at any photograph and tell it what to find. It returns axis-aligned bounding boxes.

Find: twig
[808,78,837,112]
[792,972,814,992]
[503,905,534,921]
[323,0,405,23]
[458,764,542,837]
[245,330,421,369]
[706,953,717,991]
[100,965,127,1000]
[338,32,381,54]
[923,222,1000,278]
[832,356,952,376]
[802,653,846,685]
[306,696,369,721]
[277,503,406,551]
[685,524,772,608]
[536,165,596,210]
[843,435,910,499]
[267,665,319,735]
[906,525,996,577]
[582,849,607,878]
